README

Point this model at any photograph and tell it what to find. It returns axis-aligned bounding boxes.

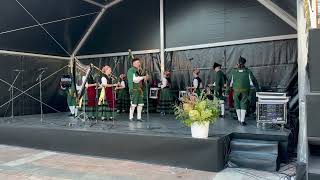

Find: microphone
[13,69,24,72]
[38,67,48,71]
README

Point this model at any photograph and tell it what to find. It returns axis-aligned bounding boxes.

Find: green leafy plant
[174,93,220,127]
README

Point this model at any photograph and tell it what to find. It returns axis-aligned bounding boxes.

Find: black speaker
[307,94,320,140]
[308,29,320,92]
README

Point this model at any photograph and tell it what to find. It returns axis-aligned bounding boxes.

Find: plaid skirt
[78,89,97,118]
[117,89,130,112]
[97,87,117,119]
[157,88,174,114]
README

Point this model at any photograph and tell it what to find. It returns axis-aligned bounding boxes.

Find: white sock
[129,104,136,120]
[137,104,144,120]
[240,109,246,122]
[219,100,225,116]
[69,106,75,115]
[74,108,78,116]
[236,109,241,121]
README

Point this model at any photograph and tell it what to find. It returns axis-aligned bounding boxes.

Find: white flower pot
[191,121,210,139]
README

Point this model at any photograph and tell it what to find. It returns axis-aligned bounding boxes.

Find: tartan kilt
[96,88,116,119]
[157,88,174,114]
[97,103,113,118]
[117,89,130,112]
[78,92,97,118]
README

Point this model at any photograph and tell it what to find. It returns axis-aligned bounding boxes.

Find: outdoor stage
[0,113,291,172]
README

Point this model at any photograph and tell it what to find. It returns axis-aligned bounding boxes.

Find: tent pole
[160,0,165,79]
[0,50,69,60]
[257,0,297,30]
[72,0,123,57]
[297,0,309,164]
[81,0,104,8]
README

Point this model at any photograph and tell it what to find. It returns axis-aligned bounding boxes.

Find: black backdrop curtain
[80,39,297,93]
[165,39,297,91]
[0,39,297,118]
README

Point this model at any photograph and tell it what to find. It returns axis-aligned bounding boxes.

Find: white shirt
[101,77,108,86]
[133,74,144,83]
[193,78,203,89]
[160,77,168,89]
[193,78,199,89]
[120,81,126,88]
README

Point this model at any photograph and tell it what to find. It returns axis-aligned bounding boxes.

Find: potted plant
[174,93,220,139]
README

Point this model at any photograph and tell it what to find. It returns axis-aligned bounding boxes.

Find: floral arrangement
[174,93,220,127]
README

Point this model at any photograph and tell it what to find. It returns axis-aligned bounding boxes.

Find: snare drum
[149,88,160,99]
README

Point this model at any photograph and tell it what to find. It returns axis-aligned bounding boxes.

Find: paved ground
[0,145,295,180]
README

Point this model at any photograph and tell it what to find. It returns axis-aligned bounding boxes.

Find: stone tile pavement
[0,145,295,180]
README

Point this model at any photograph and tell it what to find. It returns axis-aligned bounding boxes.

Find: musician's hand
[143,76,149,81]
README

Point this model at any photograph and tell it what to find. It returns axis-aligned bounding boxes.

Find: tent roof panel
[18,0,100,23]
[78,0,160,55]
[0,0,37,33]
[0,26,68,56]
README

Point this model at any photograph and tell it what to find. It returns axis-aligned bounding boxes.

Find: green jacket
[214,70,225,92]
[127,67,142,92]
[230,68,259,92]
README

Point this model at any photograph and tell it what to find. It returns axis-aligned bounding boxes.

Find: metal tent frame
[0,0,314,166]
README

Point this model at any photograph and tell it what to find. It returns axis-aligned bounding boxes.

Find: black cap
[213,62,222,69]
[238,56,246,65]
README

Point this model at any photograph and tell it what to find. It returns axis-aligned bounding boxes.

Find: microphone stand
[36,68,46,123]
[107,75,117,129]
[145,78,150,128]
[4,70,23,123]
[144,72,159,130]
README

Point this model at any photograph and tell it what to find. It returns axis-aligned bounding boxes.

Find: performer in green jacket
[230,57,258,126]
[127,58,148,122]
[213,62,226,118]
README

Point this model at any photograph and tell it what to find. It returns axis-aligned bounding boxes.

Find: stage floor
[0,112,290,138]
[0,112,292,172]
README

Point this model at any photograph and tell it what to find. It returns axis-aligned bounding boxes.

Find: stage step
[228,139,279,172]
[309,155,320,180]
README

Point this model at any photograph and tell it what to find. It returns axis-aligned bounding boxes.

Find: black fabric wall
[80,39,297,93]
[0,54,69,117]
[80,53,161,81]
[166,39,297,92]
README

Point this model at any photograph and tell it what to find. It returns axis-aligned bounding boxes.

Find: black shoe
[68,113,74,117]
[240,122,247,126]
[136,119,144,122]
[129,118,134,122]
[219,115,225,118]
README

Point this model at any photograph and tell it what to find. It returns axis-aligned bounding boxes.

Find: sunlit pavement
[0,145,295,180]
